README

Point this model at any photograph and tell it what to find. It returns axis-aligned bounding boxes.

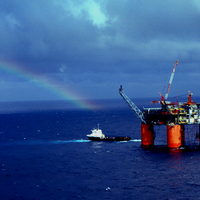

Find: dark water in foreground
[1,100,200,199]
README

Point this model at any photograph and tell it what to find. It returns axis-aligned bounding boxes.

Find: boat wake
[52,140,91,144]
[2,139,141,146]
[2,139,91,146]
[130,139,141,142]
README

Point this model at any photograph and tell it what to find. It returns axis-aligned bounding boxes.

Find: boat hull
[88,136,131,141]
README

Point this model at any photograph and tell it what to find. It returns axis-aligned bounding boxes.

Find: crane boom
[164,60,179,101]
[119,85,146,124]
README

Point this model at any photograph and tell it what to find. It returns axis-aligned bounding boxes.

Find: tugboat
[87,125,131,141]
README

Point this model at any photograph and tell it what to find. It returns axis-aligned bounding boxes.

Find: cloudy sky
[0,0,200,103]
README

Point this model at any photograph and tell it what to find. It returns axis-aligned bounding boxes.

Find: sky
[0,0,200,103]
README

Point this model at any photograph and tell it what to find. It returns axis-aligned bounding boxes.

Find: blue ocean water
[1,99,200,199]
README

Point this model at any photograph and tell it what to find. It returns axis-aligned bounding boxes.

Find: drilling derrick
[119,60,200,148]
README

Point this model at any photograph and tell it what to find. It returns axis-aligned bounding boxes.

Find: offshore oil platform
[119,60,200,148]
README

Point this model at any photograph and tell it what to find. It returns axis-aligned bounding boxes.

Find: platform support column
[181,124,185,146]
[141,124,154,146]
[167,125,182,148]
[199,124,200,144]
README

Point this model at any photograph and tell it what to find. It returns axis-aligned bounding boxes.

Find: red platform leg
[141,124,154,146]
[181,124,185,146]
[199,124,200,144]
[167,125,182,148]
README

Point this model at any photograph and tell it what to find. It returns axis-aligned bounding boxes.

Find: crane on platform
[152,60,179,105]
[119,85,146,124]
[164,60,179,101]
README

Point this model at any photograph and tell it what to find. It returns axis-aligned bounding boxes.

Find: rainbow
[0,60,97,110]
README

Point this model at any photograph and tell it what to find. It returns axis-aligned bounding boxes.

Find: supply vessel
[87,125,131,141]
[119,60,200,148]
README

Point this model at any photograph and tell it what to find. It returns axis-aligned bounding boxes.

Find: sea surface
[1,99,200,200]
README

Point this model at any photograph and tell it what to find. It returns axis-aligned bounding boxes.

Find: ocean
[1,99,200,200]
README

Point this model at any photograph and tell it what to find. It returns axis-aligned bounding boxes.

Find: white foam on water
[106,187,111,191]
[130,139,141,142]
[52,140,91,143]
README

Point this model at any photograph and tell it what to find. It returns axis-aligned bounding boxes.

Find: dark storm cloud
[0,0,200,100]
[1,0,199,68]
